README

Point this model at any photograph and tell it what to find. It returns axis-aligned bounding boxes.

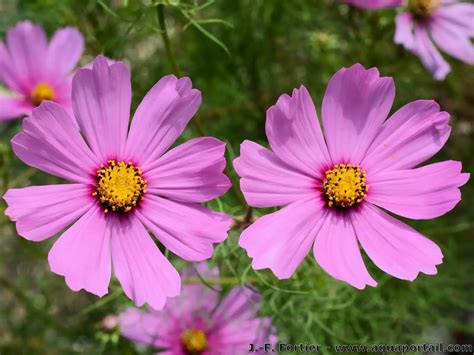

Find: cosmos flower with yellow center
[3,56,232,309]
[0,21,84,121]
[119,263,278,354]
[234,64,469,289]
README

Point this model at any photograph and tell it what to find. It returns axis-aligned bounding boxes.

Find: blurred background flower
[342,0,474,80]
[119,262,277,354]
[0,21,83,120]
[394,0,474,80]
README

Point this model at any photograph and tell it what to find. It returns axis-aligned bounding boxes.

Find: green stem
[76,288,123,318]
[157,4,206,136]
[182,276,258,286]
[156,3,247,209]
[157,4,182,77]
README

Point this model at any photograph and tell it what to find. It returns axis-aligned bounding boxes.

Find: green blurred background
[0,0,472,354]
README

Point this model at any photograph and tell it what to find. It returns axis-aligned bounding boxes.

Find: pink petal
[394,12,416,51]
[125,75,201,169]
[5,21,48,92]
[210,287,272,352]
[212,287,261,324]
[164,262,220,317]
[234,140,318,208]
[0,42,23,93]
[362,100,450,174]
[215,321,276,353]
[145,137,231,203]
[210,317,274,353]
[47,27,84,79]
[48,205,112,297]
[321,64,395,164]
[367,161,469,219]
[119,308,170,348]
[80,57,116,70]
[51,77,74,111]
[254,317,279,349]
[12,101,99,184]
[110,216,181,310]
[72,56,131,162]
[136,195,231,261]
[3,184,93,241]
[0,96,32,121]
[240,197,327,279]
[181,261,220,279]
[435,3,474,36]
[313,211,377,289]
[414,23,451,80]
[265,85,331,178]
[430,15,474,65]
[351,203,443,281]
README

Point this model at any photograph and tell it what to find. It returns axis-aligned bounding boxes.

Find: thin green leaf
[97,0,119,18]
[183,18,234,31]
[180,9,230,55]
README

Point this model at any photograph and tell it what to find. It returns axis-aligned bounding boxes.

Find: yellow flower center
[93,160,147,214]
[408,0,441,17]
[181,329,208,355]
[323,164,368,208]
[30,82,55,106]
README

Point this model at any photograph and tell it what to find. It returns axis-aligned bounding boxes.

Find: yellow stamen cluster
[323,163,368,208]
[181,329,208,354]
[94,160,147,214]
[408,0,441,17]
[30,82,55,106]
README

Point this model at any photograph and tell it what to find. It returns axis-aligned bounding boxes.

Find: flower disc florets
[408,0,441,17]
[94,160,147,213]
[181,329,208,354]
[323,163,368,208]
[30,82,55,106]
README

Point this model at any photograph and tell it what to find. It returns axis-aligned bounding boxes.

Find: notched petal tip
[340,63,393,82]
[351,278,378,290]
[446,160,470,187]
[93,54,112,68]
[84,55,129,77]
[3,208,17,222]
[10,20,41,35]
[61,273,110,298]
[459,172,470,187]
[2,193,18,221]
[433,111,450,129]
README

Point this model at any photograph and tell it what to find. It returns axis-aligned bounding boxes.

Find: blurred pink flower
[395,0,474,80]
[342,0,403,9]
[119,263,277,354]
[0,21,84,120]
[342,0,474,79]
[3,56,232,309]
[234,63,469,289]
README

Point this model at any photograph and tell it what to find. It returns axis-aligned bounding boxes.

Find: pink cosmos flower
[234,63,469,289]
[119,263,277,354]
[342,1,474,80]
[342,0,403,9]
[0,21,84,120]
[394,0,474,80]
[3,56,232,309]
